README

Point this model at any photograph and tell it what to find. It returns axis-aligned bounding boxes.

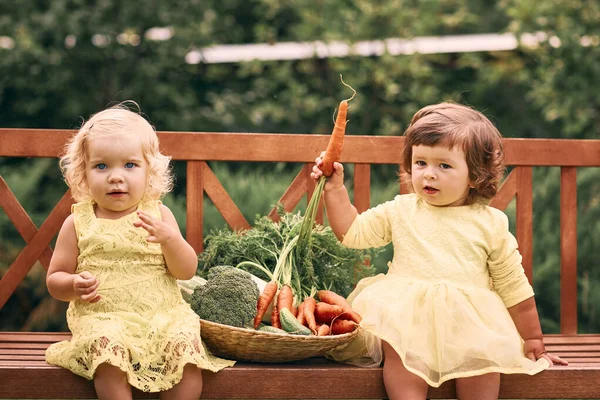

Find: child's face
[411,144,471,207]
[85,133,148,219]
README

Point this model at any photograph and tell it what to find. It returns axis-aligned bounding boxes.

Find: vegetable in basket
[195,77,376,337]
[189,266,260,328]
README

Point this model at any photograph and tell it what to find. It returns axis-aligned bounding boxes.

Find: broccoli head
[190,265,260,328]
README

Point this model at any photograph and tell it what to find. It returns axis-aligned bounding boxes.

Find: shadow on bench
[1,332,600,399]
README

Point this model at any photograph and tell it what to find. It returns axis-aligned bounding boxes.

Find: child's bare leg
[160,364,203,400]
[455,372,500,400]
[382,341,429,400]
[93,363,132,400]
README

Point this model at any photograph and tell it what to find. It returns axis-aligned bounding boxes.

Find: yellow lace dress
[327,194,549,387]
[45,200,235,392]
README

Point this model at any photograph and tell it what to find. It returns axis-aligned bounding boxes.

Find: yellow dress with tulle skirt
[46,200,234,392]
[326,194,549,387]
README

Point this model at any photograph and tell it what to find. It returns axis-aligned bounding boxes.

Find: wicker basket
[199,319,359,363]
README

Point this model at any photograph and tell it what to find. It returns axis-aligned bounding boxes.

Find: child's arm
[311,156,357,241]
[135,204,198,280]
[46,215,100,303]
[488,211,567,366]
[508,297,568,366]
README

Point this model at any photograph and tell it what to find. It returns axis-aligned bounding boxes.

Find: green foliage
[198,208,377,298]
[189,266,260,328]
[501,0,600,138]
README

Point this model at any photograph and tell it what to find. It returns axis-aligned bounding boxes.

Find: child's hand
[311,151,345,192]
[134,210,178,244]
[73,271,101,303]
[523,338,568,366]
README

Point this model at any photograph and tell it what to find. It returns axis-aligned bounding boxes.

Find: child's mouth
[108,191,127,197]
[423,186,439,195]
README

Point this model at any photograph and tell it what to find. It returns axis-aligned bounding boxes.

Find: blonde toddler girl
[46,102,234,400]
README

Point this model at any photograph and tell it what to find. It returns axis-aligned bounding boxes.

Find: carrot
[277,284,294,313]
[314,302,345,324]
[271,301,281,329]
[254,280,278,329]
[296,301,306,326]
[303,297,318,334]
[331,318,358,335]
[317,289,362,323]
[317,324,330,336]
[321,75,356,177]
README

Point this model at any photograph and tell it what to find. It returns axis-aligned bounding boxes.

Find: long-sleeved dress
[46,200,235,392]
[327,194,548,387]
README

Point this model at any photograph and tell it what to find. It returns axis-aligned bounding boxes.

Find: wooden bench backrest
[1,129,599,335]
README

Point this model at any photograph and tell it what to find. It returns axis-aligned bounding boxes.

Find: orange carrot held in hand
[254,280,278,329]
[314,302,345,324]
[317,289,362,323]
[321,75,357,177]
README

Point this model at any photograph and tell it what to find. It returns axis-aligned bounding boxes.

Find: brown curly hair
[400,102,505,205]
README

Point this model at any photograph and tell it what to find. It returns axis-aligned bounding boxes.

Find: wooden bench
[1,129,600,399]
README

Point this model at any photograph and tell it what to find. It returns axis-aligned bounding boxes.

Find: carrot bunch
[252,277,360,335]
[248,76,359,335]
[292,290,360,336]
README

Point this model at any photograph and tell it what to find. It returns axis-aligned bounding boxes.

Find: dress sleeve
[341,200,393,249]
[487,211,534,308]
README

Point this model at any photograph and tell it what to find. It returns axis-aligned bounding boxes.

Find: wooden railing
[1,129,599,336]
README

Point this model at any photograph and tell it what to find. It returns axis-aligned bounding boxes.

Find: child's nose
[108,171,124,183]
[424,168,437,180]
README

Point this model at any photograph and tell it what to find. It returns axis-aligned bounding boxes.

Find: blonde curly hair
[60,101,173,202]
[400,102,505,205]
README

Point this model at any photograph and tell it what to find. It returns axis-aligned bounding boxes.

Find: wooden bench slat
[0,332,71,342]
[564,360,600,365]
[545,344,600,352]
[2,130,599,166]
[516,166,533,281]
[186,161,205,253]
[560,166,578,335]
[0,349,46,355]
[0,355,46,361]
[0,343,53,349]
[543,334,600,344]
[551,352,600,357]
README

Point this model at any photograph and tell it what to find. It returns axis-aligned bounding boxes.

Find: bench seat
[1,332,599,399]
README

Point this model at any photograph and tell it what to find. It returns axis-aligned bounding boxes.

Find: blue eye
[440,163,451,169]
[125,162,136,168]
[415,160,426,166]
[95,163,107,170]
